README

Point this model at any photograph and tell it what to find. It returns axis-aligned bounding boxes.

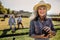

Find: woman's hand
[43,26,54,38]
[31,34,48,39]
[43,26,51,33]
[40,34,49,38]
[46,33,53,38]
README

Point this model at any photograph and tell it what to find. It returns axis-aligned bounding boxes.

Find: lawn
[0,35,34,40]
[0,26,60,40]
[0,18,30,30]
[0,18,60,40]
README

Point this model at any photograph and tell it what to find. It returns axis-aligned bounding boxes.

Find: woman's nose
[40,10,44,13]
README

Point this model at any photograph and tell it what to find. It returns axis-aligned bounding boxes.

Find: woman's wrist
[48,30,52,34]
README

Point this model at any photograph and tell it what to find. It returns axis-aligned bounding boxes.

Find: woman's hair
[29,11,47,21]
[30,5,47,21]
[29,11,39,21]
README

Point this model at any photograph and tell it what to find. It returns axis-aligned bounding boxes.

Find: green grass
[0,29,29,36]
[0,31,3,35]
[0,35,34,40]
[0,28,33,40]
[0,26,60,40]
[53,21,60,25]
[50,30,60,40]
[7,29,29,34]
[0,18,60,40]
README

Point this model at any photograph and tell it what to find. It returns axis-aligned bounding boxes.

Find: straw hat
[33,0,51,11]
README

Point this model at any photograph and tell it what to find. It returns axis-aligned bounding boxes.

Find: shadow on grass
[0,26,60,38]
[54,24,60,26]
[56,28,60,31]
[54,25,60,31]
[0,28,29,38]
[0,28,29,31]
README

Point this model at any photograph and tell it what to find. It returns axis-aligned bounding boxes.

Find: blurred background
[0,0,60,40]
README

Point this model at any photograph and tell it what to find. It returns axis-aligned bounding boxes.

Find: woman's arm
[48,30,56,36]
[29,20,48,39]
[49,19,56,36]
[42,18,56,38]
[46,19,56,37]
[31,34,48,39]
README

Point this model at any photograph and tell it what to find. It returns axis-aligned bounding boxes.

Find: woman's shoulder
[30,19,37,22]
[47,18,52,21]
[46,18,52,23]
[30,20,34,23]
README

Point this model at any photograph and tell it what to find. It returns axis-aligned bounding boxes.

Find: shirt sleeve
[49,18,56,32]
[29,20,36,36]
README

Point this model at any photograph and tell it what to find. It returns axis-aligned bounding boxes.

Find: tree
[6,8,10,14]
[0,1,7,14]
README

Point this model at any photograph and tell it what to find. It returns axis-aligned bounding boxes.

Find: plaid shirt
[29,18,56,40]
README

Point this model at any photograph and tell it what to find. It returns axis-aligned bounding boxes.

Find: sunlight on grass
[50,30,60,40]
[0,18,60,40]
[0,18,30,30]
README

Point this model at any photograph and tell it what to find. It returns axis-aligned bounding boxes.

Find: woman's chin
[40,14,46,17]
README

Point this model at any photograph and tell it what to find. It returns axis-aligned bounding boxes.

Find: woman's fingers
[41,34,49,38]
[43,27,48,30]
[47,34,53,38]
[46,28,50,32]
[41,34,45,36]
[43,26,51,32]
[40,34,45,38]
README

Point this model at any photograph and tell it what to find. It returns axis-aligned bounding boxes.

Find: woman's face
[37,6,47,17]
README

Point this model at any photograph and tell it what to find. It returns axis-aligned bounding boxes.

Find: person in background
[9,14,16,31]
[29,0,56,40]
[17,15,24,28]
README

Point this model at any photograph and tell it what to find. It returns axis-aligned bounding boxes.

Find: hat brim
[33,3,51,11]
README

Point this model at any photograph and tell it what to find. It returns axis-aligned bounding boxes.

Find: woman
[9,14,16,31]
[17,15,24,28]
[29,0,56,40]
